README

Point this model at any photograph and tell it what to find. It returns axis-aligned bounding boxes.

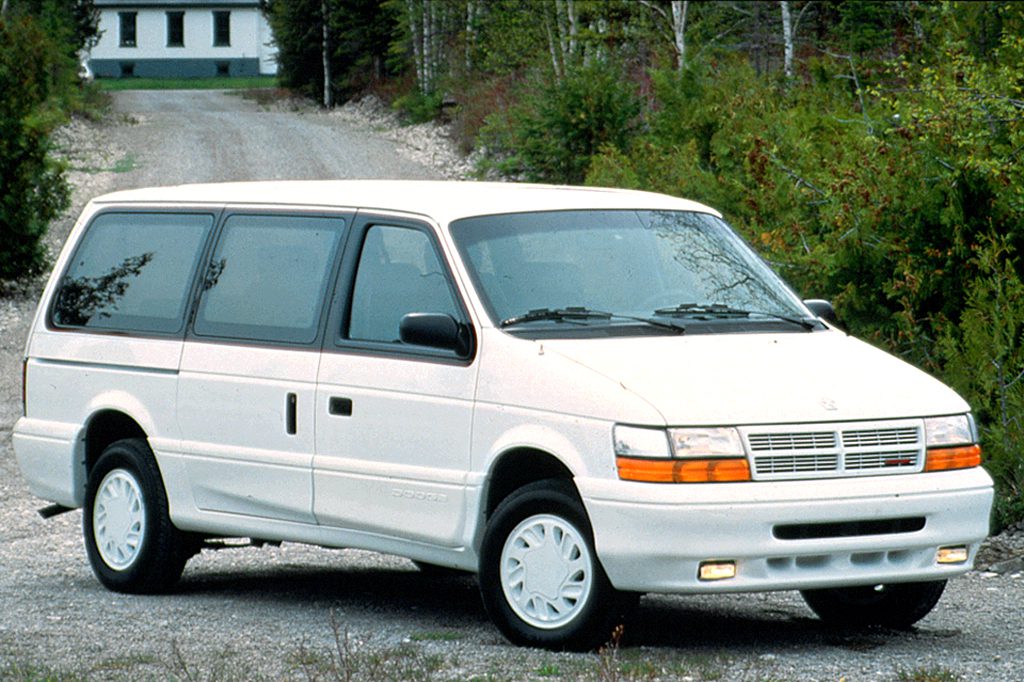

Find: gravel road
[2,90,1023,681]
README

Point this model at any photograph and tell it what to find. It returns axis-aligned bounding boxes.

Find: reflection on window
[348,225,459,343]
[194,215,345,344]
[53,213,214,333]
[451,210,804,325]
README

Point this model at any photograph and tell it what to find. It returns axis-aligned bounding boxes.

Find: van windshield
[449,209,819,337]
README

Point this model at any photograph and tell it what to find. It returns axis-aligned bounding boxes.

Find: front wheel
[479,479,636,651]
[84,438,194,593]
[800,580,947,628]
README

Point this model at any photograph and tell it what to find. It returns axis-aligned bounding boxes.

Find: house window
[215,62,230,77]
[120,62,135,77]
[213,11,230,47]
[167,11,185,47]
[119,12,137,48]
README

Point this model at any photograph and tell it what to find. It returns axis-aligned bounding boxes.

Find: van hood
[542,330,969,426]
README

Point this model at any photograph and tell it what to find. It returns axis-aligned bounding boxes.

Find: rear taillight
[21,358,27,416]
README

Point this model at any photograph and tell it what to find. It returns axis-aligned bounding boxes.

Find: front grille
[742,420,924,481]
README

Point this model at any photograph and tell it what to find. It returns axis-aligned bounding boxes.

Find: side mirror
[399,313,471,356]
[803,299,838,325]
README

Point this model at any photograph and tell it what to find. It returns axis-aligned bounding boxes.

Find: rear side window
[52,212,214,334]
[194,214,346,344]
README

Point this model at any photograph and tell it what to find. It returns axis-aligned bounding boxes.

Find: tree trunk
[544,8,563,80]
[321,0,331,108]
[407,0,424,95]
[566,0,578,58]
[781,0,794,80]
[671,1,688,71]
[465,0,475,72]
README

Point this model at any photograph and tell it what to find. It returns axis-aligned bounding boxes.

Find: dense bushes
[0,0,97,283]
[479,61,642,184]
[0,13,70,281]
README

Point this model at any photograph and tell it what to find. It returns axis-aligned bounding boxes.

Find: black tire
[800,580,947,628]
[83,438,193,593]
[478,479,637,651]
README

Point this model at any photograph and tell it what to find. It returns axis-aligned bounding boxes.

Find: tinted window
[53,212,213,333]
[348,225,460,344]
[194,214,345,344]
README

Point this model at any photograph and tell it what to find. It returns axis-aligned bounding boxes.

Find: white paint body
[13,181,993,594]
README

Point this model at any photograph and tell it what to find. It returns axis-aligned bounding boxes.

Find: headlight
[924,414,982,472]
[615,425,750,483]
[613,425,671,458]
[924,415,975,447]
[668,427,745,458]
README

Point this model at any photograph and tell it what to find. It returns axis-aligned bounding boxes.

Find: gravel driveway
[1,90,1023,681]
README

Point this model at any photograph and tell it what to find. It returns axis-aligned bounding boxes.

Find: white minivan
[14,181,993,650]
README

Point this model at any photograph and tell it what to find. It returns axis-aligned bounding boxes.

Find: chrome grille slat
[743,421,924,481]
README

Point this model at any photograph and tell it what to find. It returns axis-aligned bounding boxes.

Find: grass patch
[112,153,137,173]
[536,663,562,677]
[95,76,278,91]
[408,631,462,642]
[896,668,962,682]
[0,660,85,681]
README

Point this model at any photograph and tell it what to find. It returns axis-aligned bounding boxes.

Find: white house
[89,0,278,78]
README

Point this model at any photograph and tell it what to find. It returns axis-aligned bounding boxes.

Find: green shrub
[480,60,642,184]
[0,14,71,282]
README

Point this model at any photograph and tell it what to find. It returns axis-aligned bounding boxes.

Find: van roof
[92,180,721,225]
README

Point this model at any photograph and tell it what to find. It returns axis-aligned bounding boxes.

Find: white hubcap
[93,469,146,570]
[500,513,594,629]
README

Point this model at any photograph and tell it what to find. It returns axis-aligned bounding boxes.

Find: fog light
[936,546,968,564]
[699,561,737,581]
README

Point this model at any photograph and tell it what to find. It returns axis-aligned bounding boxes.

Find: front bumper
[580,467,993,593]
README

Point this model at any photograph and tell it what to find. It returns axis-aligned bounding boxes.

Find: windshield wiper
[653,303,820,330]
[501,306,685,333]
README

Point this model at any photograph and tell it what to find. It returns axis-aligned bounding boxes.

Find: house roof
[92,180,721,227]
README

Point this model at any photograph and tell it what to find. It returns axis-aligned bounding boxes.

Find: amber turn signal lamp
[616,457,751,483]
[924,444,982,472]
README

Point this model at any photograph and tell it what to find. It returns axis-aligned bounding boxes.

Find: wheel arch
[482,447,577,521]
[82,409,148,479]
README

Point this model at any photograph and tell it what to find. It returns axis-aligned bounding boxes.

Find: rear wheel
[800,580,947,628]
[84,438,194,593]
[479,479,636,651]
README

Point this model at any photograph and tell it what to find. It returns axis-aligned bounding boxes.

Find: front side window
[213,11,230,46]
[451,210,814,337]
[119,12,137,48]
[52,212,214,333]
[194,214,345,344]
[167,11,185,47]
[348,225,460,344]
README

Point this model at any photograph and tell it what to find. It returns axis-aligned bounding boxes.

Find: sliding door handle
[285,393,297,435]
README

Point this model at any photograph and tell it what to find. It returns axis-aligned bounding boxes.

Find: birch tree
[640,0,688,71]
[781,0,793,80]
